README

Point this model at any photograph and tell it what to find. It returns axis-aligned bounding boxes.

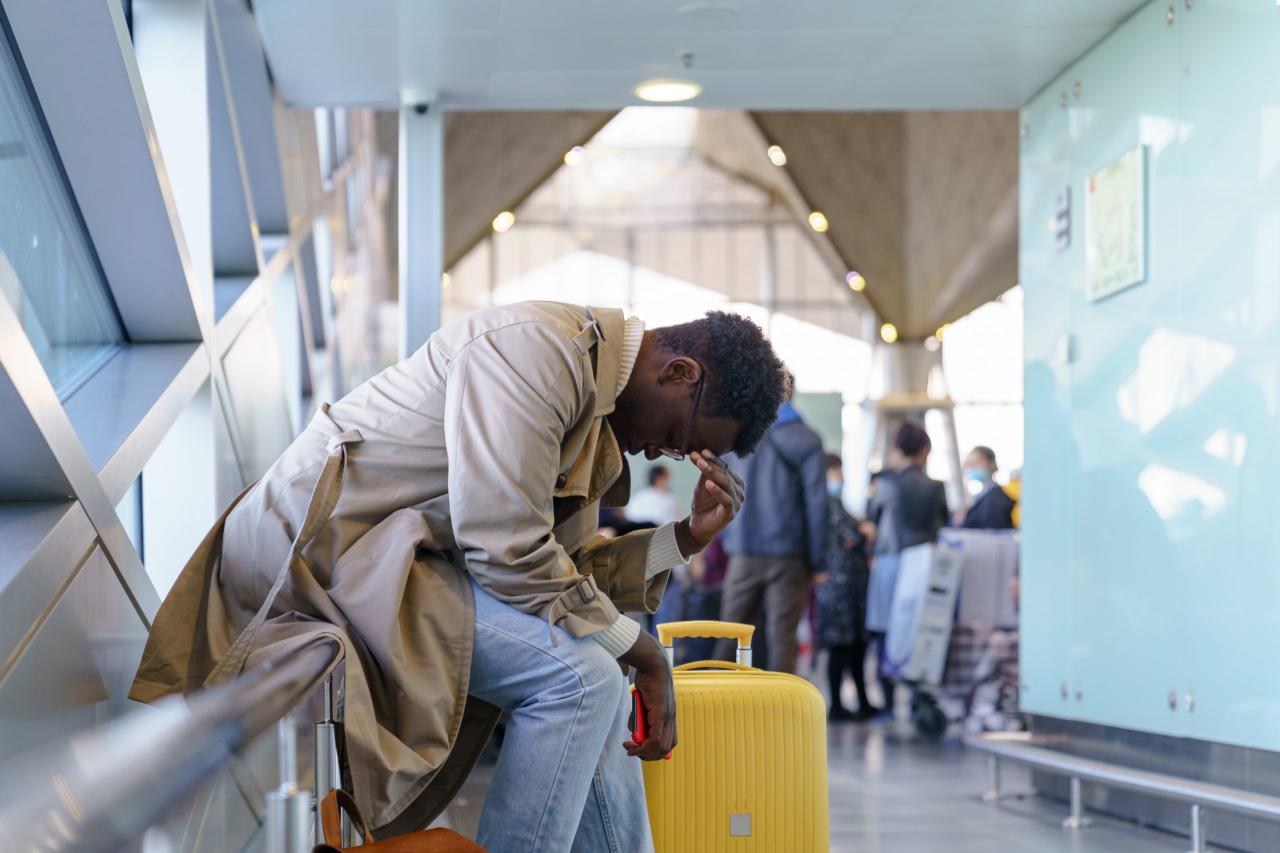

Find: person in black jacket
[815,454,878,721]
[717,375,828,673]
[958,446,1016,530]
[864,421,948,716]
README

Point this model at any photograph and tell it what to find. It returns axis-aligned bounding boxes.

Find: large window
[940,286,1024,483]
[0,21,122,395]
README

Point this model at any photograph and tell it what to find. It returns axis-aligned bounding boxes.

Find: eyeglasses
[659,373,705,462]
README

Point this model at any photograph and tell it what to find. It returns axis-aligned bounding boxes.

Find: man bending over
[132,302,787,852]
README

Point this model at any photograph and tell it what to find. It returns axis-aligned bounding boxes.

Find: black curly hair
[894,421,932,457]
[654,311,787,456]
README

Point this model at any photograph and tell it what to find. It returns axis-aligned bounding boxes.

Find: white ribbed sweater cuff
[592,615,642,658]
[645,521,690,579]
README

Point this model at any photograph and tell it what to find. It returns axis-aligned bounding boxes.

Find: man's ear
[657,356,701,386]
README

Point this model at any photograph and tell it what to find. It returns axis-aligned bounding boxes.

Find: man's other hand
[619,631,677,761]
[676,450,744,555]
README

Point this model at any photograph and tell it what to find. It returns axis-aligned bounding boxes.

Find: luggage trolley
[881,531,1022,738]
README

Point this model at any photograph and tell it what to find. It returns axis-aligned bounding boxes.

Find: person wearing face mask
[814,454,877,721]
[957,446,1016,530]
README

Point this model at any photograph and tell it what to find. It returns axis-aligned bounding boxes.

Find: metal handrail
[0,640,342,852]
[969,731,1280,851]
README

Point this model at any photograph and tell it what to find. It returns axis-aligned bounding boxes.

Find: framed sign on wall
[1085,144,1147,302]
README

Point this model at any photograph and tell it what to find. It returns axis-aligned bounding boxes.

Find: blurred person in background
[626,464,682,527]
[717,374,828,673]
[598,506,657,538]
[815,454,878,721]
[677,535,730,664]
[626,464,687,634]
[955,445,1016,530]
[864,421,949,718]
[1006,467,1022,528]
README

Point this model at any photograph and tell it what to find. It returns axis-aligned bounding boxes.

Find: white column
[870,340,966,508]
[398,102,444,358]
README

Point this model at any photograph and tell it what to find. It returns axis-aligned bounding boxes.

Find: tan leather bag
[312,790,487,853]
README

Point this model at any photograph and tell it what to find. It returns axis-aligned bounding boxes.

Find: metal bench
[968,732,1280,852]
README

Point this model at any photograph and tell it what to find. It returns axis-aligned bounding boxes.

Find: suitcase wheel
[912,698,947,740]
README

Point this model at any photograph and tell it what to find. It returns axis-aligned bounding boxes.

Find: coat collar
[553,306,631,507]
[970,480,1001,509]
[581,306,628,418]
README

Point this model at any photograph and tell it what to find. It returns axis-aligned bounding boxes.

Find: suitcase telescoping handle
[657,620,754,667]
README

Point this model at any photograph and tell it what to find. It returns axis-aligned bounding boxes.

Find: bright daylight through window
[0,22,122,396]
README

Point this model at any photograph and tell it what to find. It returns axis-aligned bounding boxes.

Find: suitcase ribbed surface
[642,667,829,852]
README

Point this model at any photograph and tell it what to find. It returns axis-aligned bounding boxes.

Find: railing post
[313,678,342,845]
[1188,803,1206,853]
[1062,776,1093,830]
[981,756,1003,803]
[266,715,312,853]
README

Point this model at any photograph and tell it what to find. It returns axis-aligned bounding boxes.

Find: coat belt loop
[545,577,600,647]
[572,310,604,355]
[327,429,365,454]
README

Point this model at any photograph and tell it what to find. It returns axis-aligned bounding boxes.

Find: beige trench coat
[129,303,671,835]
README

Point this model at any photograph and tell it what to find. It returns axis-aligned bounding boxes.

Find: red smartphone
[630,685,672,760]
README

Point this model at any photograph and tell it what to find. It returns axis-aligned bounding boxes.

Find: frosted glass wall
[1020,0,1280,749]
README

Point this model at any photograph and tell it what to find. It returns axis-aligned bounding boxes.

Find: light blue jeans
[468,577,654,853]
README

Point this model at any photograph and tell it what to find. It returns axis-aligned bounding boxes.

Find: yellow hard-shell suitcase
[641,621,829,852]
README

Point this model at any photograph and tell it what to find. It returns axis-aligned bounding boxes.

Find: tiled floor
[824,720,1189,852]
[438,654,1197,853]
[442,718,1194,851]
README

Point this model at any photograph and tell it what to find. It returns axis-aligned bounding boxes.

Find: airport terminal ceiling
[253,1,1138,335]
[426,108,1019,339]
[252,0,1150,111]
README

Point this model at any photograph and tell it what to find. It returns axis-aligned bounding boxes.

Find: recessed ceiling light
[880,323,899,344]
[845,271,865,292]
[924,336,941,352]
[935,323,951,342]
[492,211,516,233]
[635,78,702,103]
[564,146,586,167]
[767,145,787,167]
[808,211,829,233]
[676,2,741,18]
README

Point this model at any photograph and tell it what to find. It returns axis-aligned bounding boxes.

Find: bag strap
[320,788,370,846]
[205,418,363,686]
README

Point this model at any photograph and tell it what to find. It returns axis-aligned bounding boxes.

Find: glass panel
[115,476,143,559]
[333,106,349,162]
[1177,0,1280,749]
[1019,71,1077,724]
[1021,1,1198,738]
[222,305,293,481]
[345,168,361,248]
[268,262,305,432]
[0,24,122,395]
[314,107,335,178]
[0,546,147,764]
[142,381,225,597]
